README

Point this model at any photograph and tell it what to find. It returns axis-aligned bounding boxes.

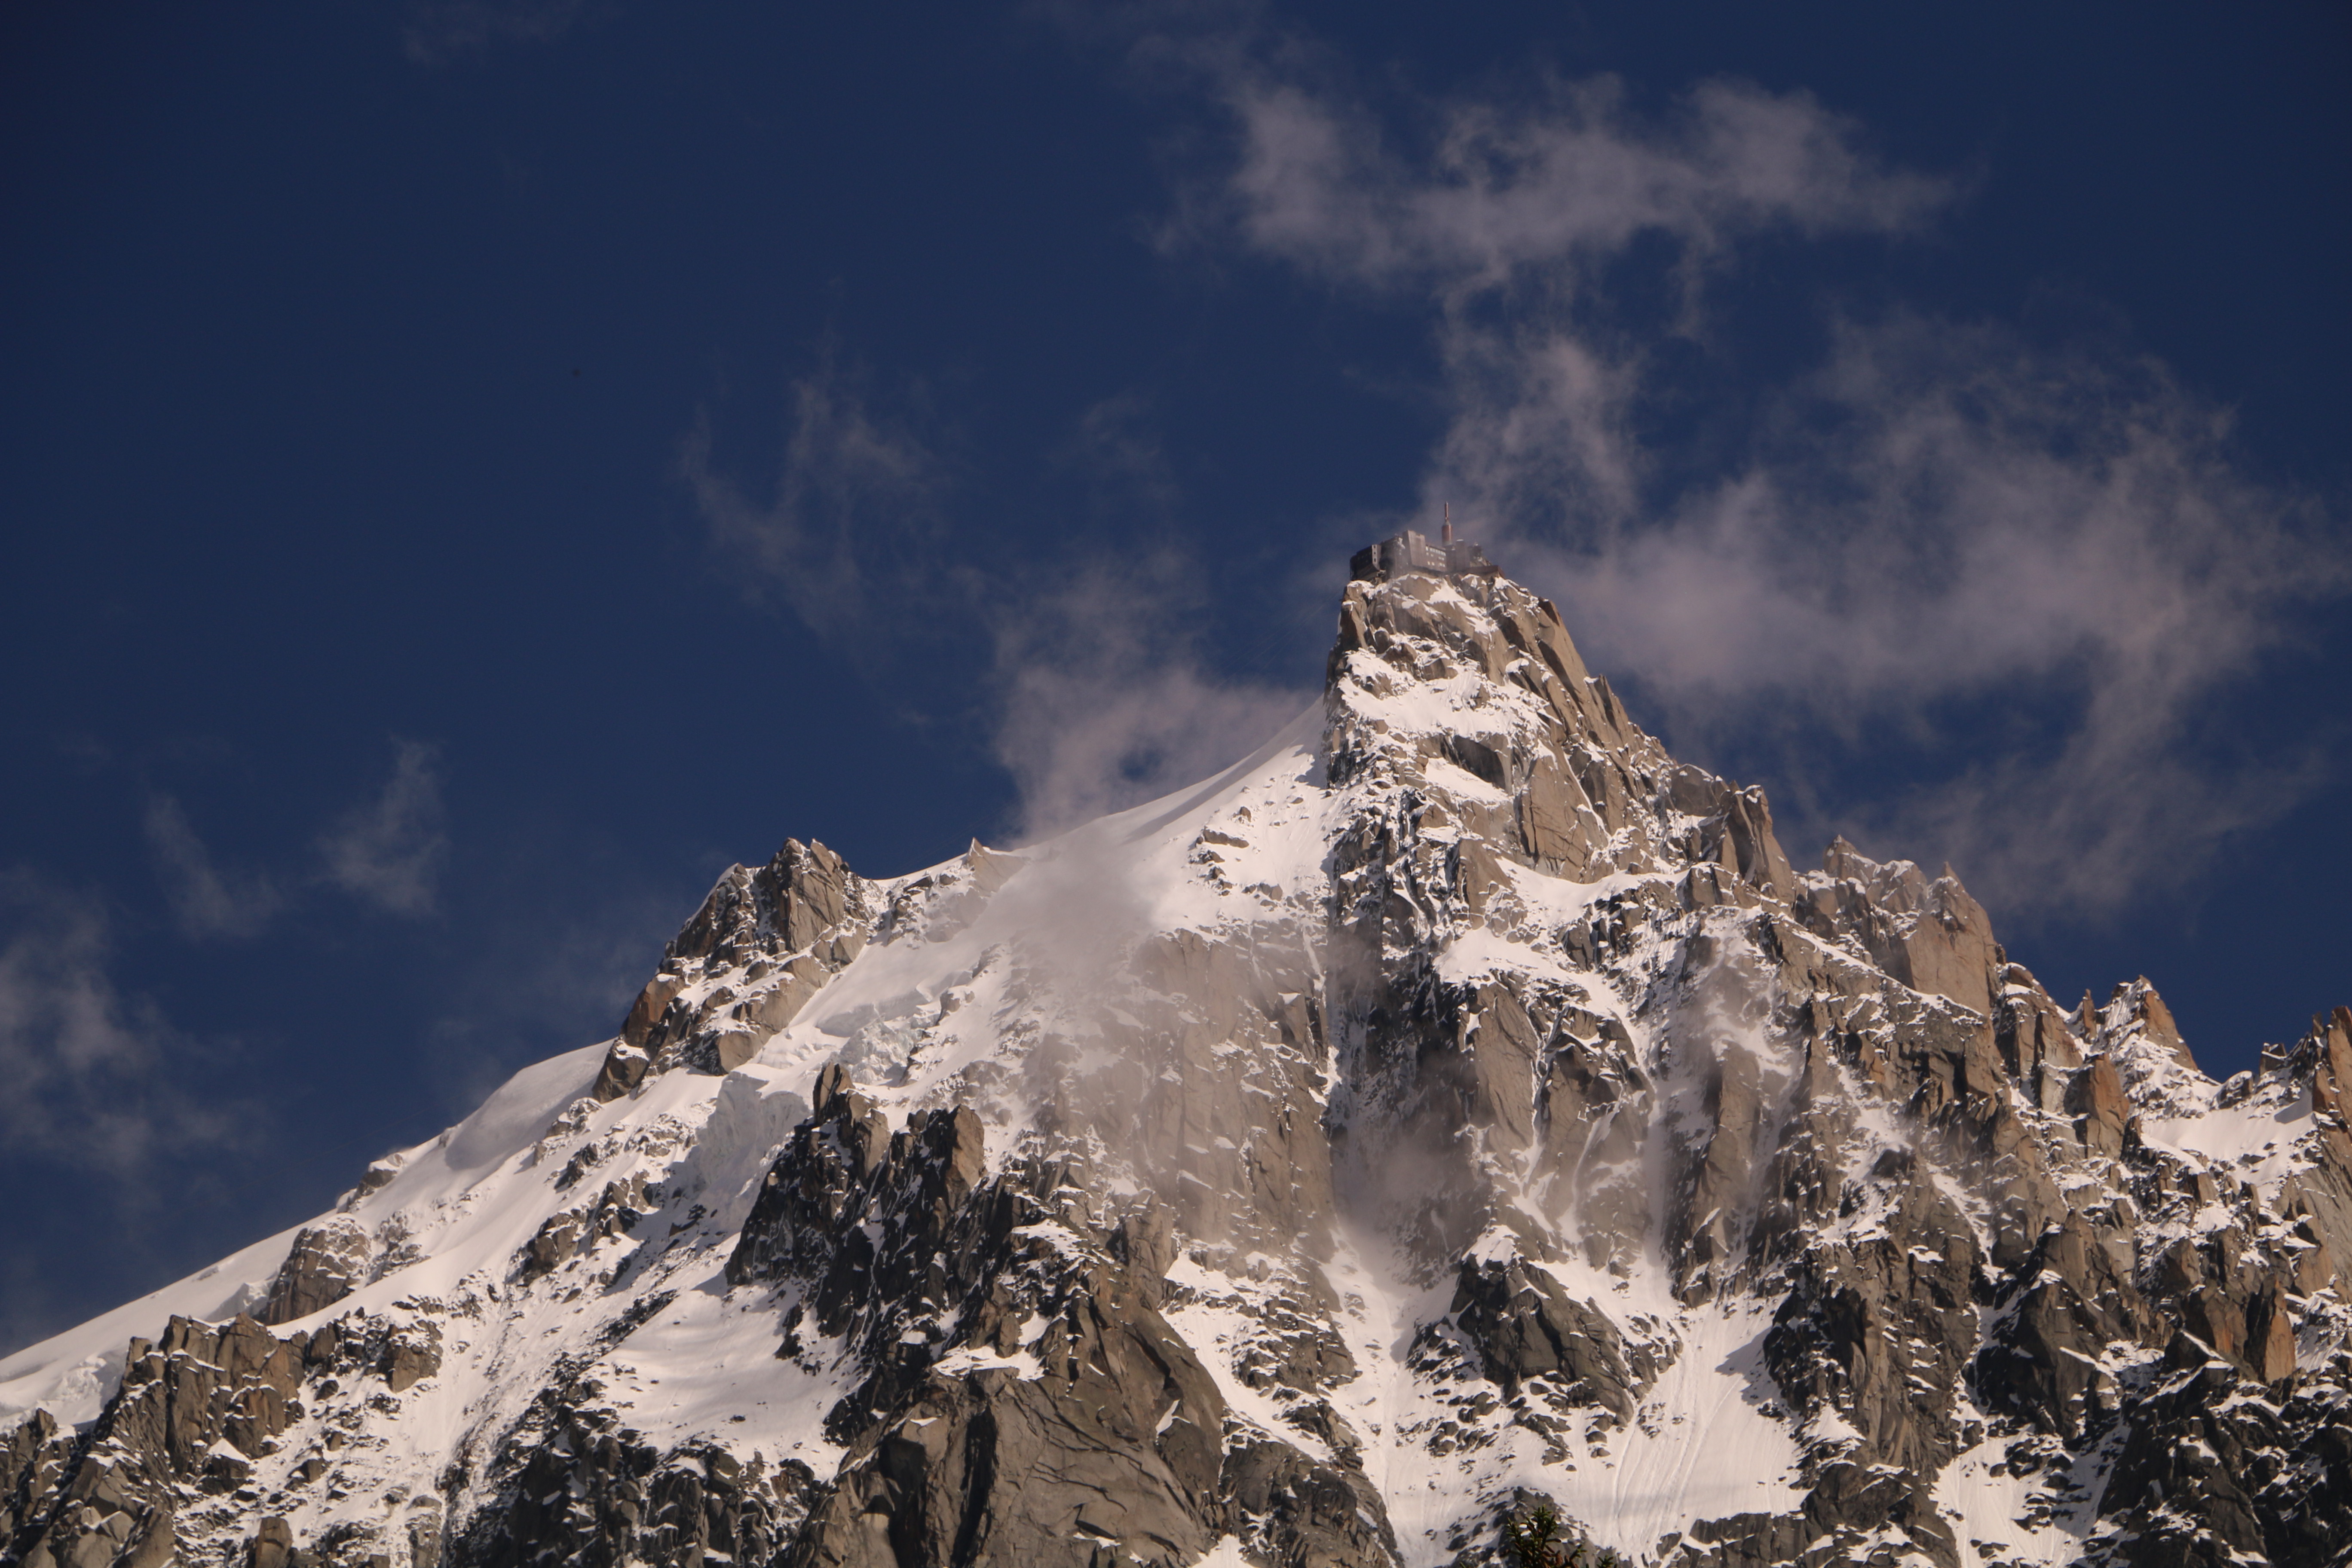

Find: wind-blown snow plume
[988,551,1308,841]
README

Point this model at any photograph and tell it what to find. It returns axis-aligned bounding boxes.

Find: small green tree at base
[1500,1504,1626,1568]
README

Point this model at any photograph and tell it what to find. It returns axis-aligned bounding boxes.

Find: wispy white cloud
[1210,71,1945,301]
[1519,316,2346,912]
[402,0,602,67]
[143,794,283,940]
[317,740,448,918]
[0,874,247,1176]
[1179,40,2348,919]
[684,358,954,650]
[1190,55,1949,534]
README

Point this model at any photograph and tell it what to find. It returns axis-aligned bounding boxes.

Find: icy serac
[4,553,2351,1568]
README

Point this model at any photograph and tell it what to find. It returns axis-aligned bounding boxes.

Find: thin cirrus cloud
[682,361,954,658]
[142,739,452,939]
[142,793,284,941]
[1185,45,2348,919]
[1206,70,1948,299]
[1516,318,2346,915]
[0,873,246,1176]
[315,739,450,919]
[401,0,602,67]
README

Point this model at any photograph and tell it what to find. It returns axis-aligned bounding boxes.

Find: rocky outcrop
[1770,1179,1980,1467]
[258,1216,373,1326]
[2097,1339,2352,1567]
[1796,839,2000,1018]
[1446,1259,1652,1419]
[2064,1052,2133,1157]
[1219,1438,1397,1568]
[592,838,873,1100]
[0,1411,71,1556]
[466,1406,810,1568]
[721,1072,1232,1566]
[0,1303,483,1567]
[4,1314,308,1568]
[2306,1005,2352,1118]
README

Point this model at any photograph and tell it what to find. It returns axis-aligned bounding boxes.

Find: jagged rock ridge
[3,549,2349,1568]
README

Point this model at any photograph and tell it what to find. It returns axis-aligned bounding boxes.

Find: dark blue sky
[3,2,2346,1354]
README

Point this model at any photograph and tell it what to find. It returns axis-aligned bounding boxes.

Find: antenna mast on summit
[1442,502,1452,545]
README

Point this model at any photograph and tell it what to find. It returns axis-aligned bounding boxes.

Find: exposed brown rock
[259,1215,372,1326]
[2112,977,2200,1072]
[1446,1257,1649,1418]
[2066,1054,2132,1156]
[248,1516,294,1568]
[590,837,871,1100]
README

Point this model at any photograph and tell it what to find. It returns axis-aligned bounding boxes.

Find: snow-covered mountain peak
[3,548,2348,1568]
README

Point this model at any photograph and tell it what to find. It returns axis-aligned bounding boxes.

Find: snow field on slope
[746,703,1329,1157]
[2140,1083,2319,1205]
[1571,1302,1804,1562]
[584,1261,848,1473]
[1304,1226,1803,1568]
[1930,1397,2128,1568]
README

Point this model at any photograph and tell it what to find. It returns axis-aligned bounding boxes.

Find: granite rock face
[592,838,875,1100]
[5,557,2349,1568]
[259,1219,374,1328]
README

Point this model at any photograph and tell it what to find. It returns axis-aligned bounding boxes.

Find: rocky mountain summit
[4,548,2349,1568]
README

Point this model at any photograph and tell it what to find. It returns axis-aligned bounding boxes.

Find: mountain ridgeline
[4,546,2349,1568]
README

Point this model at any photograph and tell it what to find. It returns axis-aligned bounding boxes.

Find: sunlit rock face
[4,552,2349,1568]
